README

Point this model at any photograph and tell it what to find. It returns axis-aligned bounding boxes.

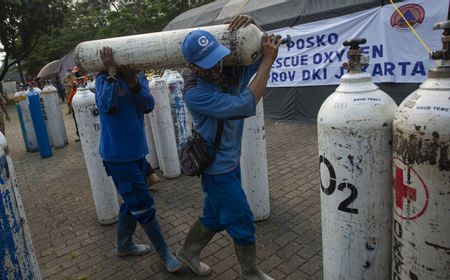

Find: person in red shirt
[67,66,88,141]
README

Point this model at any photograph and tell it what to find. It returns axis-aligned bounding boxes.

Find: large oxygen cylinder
[149,76,180,178]
[14,89,31,152]
[74,24,263,72]
[41,85,68,148]
[148,112,163,173]
[144,114,159,169]
[391,21,450,280]
[317,39,397,280]
[72,86,119,225]
[240,99,270,221]
[87,79,95,93]
[17,89,38,152]
[27,89,52,158]
[166,71,191,149]
[0,132,41,279]
[161,69,172,80]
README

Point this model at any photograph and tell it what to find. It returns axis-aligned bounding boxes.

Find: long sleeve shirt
[184,60,261,174]
[95,72,154,162]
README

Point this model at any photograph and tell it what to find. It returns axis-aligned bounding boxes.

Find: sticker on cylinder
[393,158,429,220]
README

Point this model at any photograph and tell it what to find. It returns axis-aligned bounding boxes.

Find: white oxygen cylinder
[148,111,163,174]
[149,76,180,178]
[74,24,263,72]
[391,20,450,280]
[72,86,119,225]
[144,114,159,169]
[21,89,39,152]
[87,79,96,93]
[240,99,270,221]
[14,90,31,152]
[0,132,41,279]
[161,69,172,80]
[166,71,191,149]
[41,85,68,148]
[317,39,397,280]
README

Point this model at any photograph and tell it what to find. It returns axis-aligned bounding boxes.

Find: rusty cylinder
[391,20,450,280]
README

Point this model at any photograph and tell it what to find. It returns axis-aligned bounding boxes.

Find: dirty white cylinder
[19,90,39,152]
[161,69,172,80]
[41,85,68,148]
[166,71,191,149]
[15,90,32,152]
[144,114,159,169]
[240,99,270,221]
[72,86,119,225]
[148,111,163,174]
[0,132,41,279]
[74,24,263,72]
[392,73,450,280]
[149,76,180,178]
[317,72,397,280]
[87,79,95,93]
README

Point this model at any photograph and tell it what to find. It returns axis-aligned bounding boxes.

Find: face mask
[195,61,241,91]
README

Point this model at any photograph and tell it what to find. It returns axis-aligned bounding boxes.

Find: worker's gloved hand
[100,46,119,76]
[226,14,255,32]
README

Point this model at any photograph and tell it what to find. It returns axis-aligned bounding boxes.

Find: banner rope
[389,0,432,54]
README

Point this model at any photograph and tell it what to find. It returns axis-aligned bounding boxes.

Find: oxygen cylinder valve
[342,38,369,73]
[430,20,450,60]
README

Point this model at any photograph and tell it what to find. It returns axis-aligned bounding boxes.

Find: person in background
[67,66,88,141]
[95,46,181,273]
[176,15,282,280]
[54,77,66,103]
[63,69,73,112]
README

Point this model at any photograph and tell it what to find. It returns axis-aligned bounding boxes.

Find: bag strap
[190,118,224,152]
[213,119,224,151]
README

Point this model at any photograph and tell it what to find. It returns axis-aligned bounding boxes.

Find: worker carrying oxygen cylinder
[176,15,282,280]
[75,19,267,72]
[95,47,181,272]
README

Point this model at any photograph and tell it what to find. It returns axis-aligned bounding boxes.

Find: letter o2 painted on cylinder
[320,155,359,214]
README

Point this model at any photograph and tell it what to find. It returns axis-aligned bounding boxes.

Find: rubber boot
[176,219,216,276]
[234,244,273,280]
[142,217,181,272]
[117,212,151,256]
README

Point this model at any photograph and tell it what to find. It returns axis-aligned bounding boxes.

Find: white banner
[268,0,449,87]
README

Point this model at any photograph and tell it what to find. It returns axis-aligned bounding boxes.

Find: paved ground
[5,104,322,280]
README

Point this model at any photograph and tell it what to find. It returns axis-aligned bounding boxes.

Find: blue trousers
[103,158,155,224]
[200,165,255,246]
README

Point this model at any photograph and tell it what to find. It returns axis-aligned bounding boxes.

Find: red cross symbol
[395,167,417,209]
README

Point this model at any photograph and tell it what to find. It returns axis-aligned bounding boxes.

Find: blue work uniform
[95,72,156,224]
[183,61,261,246]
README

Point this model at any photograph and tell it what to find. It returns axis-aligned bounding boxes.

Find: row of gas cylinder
[14,84,68,156]
[72,70,270,227]
[318,22,450,280]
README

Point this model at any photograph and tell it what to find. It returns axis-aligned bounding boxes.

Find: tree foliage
[0,0,68,82]
[19,0,215,78]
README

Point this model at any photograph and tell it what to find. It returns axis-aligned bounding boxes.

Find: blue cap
[181,30,231,69]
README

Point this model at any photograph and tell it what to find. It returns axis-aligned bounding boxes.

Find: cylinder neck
[342,39,369,74]
[429,19,450,78]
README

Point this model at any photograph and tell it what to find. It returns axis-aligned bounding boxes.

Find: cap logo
[198,36,209,47]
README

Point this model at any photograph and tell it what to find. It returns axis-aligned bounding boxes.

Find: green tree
[0,0,68,83]
[24,2,110,75]
[21,0,215,77]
